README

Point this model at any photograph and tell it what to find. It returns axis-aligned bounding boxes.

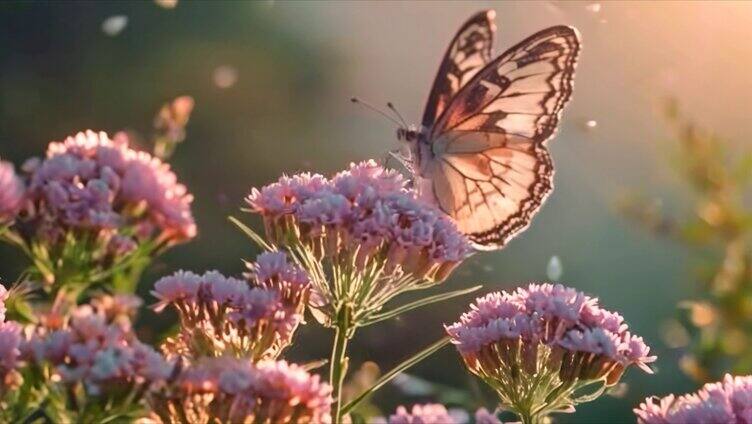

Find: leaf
[361,285,482,326]
[228,216,273,251]
[341,336,451,415]
[571,379,608,404]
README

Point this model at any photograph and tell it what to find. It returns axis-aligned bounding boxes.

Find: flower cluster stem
[330,304,352,424]
[519,411,543,424]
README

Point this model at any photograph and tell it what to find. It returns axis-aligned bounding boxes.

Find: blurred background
[2,1,752,422]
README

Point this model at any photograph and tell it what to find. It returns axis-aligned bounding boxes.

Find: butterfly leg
[383,149,414,174]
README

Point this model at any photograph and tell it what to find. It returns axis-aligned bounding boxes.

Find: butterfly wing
[422,25,581,250]
[421,10,497,129]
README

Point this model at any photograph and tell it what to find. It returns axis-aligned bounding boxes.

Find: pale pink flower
[0,285,8,322]
[245,161,472,326]
[23,301,171,397]
[90,293,143,322]
[388,403,455,424]
[153,266,308,361]
[558,327,621,358]
[0,322,21,376]
[247,251,310,310]
[474,408,503,424]
[152,358,332,423]
[0,159,24,223]
[447,283,655,374]
[203,271,247,305]
[21,130,195,250]
[636,374,752,423]
[253,360,333,421]
[331,160,405,200]
[247,172,328,216]
[448,283,655,419]
[151,270,202,312]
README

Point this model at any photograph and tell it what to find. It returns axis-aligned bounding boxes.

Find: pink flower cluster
[22,130,195,247]
[23,301,171,397]
[0,286,21,391]
[0,159,24,224]
[475,408,504,424]
[387,404,456,424]
[152,252,310,361]
[246,160,472,282]
[635,374,752,423]
[150,357,332,424]
[246,251,312,315]
[381,404,502,424]
[447,283,655,387]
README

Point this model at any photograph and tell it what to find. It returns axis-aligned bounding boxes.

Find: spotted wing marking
[425,25,580,250]
[421,10,497,129]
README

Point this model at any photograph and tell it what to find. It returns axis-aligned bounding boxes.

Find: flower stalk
[330,304,352,423]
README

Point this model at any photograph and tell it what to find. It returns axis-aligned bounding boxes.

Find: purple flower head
[636,374,752,424]
[0,322,21,376]
[247,251,310,310]
[227,287,282,331]
[245,161,472,326]
[152,268,308,361]
[331,160,405,201]
[22,130,195,250]
[0,159,25,223]
[474,408,503,424]
[151,270,202,312]
[448,283,655,372]
[296,192,351,228]
[251,251,304,284]
[448,283,656,420]
[157,358,333,423]
[246,172,328,217]
[203,271,247,305]
[0,285,8,322]
[388,403,456,424]
[23,300,172,397]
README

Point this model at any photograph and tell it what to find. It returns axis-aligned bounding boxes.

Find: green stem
[341,335,451,416]
[519,411,542,424]
[330,305,352,424]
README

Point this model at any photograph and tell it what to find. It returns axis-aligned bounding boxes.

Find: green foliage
[620,99,752,382]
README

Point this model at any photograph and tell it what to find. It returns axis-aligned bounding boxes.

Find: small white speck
[586,3,602,13]
[101,15,128,37]
[213,65,238,89]
[586,119,598,129]
[154,0,178,8]
[547,256,563,281]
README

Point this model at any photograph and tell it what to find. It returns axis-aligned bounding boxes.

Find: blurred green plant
[619,99,752,382]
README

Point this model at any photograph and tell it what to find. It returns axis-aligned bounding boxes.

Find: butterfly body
[400,10,581,251]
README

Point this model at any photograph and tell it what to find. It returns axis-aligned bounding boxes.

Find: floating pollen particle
[547,255,563,281]
[101,15,128,37]
[586,3,602,13]
[213,65,239,89]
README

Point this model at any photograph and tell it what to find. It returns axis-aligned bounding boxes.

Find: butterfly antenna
[386,102,408,127]
[350,97,402,127]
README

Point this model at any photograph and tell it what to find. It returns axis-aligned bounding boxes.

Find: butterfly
[397,10,581,251]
